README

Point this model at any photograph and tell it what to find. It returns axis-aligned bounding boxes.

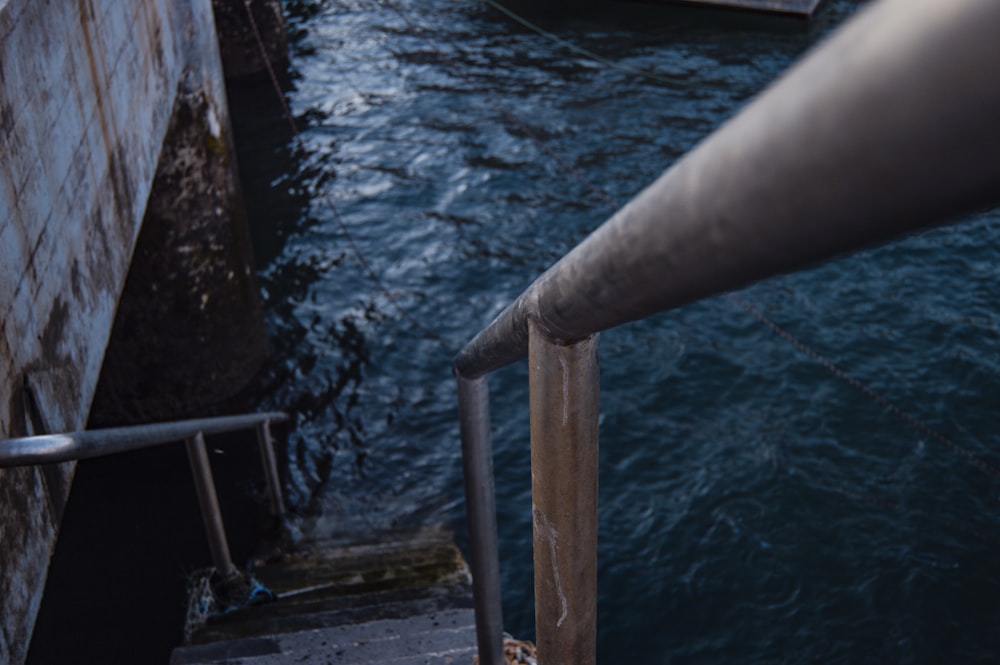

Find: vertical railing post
[256,419,286,519]
[528,321,599,665]
[456,371,505,665]
[186,431,239,580]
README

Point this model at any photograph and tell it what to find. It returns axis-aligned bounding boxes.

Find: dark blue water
[243,1,1000,662]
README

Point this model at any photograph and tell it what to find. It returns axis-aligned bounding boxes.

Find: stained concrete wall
[88,81,268,427]
[0,1,240,662]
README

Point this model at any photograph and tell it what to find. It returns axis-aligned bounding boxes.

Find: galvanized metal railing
[0,412,288,580]
[453,0,1000,663]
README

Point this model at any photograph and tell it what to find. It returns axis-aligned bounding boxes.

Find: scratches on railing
[533,506,568,629]
[558,357,570,427]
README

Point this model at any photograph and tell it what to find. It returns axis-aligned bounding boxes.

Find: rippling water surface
[239,1,1000,661]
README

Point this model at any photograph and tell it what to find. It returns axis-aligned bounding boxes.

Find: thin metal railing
[453,0,1000,663]
[0,412,288,579]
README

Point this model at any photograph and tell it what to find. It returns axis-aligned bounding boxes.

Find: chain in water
[728,293,1000,480]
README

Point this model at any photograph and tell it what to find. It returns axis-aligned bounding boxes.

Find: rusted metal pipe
[186,431,239,580]
[528,322,599,665]
[256,419,286,519]
[457,373,505,665]
[454,0,1000,380]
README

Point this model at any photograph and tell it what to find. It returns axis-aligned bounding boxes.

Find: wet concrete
[174,525,476,665]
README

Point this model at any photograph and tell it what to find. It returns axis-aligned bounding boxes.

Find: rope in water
[479,0,704,89]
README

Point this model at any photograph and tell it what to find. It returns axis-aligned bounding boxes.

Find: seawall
[0,1,268,661]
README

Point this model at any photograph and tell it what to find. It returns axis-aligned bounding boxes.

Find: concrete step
[171,609,477,665]
[254,542,471,601]
[206,581,472,626]
[173,525,479,665]
[191,589,474,644]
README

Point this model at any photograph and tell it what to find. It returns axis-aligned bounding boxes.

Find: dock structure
[172,526,479,665]
[656,0,824,17]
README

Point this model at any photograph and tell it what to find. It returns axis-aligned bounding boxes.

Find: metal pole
[456,372,505,665]
[185,431,239,579]
[0,411,289,467]
[528,321,599,665]
[256,419,286,519]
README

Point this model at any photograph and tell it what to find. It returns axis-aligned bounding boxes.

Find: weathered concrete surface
[88,79,267,427]
[0,1,240,662]
[173,526,477,665]
[211,0,288,79]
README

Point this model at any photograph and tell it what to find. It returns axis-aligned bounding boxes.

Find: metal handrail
[453,0,1000,663]
[1,412,289,580]
[0,412,287,466]
[456,0,1000,380]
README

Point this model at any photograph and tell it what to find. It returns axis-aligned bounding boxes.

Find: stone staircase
[171,525,478,665]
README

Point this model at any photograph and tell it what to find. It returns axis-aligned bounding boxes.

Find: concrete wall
[212,0,288,79]
[88,80,268,427]
[0,1,235,661]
